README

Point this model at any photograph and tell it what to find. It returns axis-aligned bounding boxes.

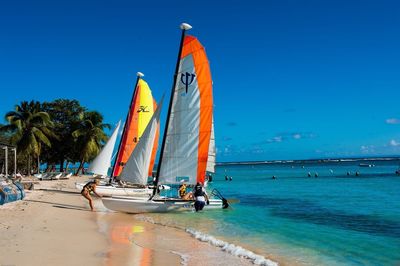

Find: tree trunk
[65,161,70,172]
[59,157,64,172]
[75,160,84,176]
[37,155,40,174]
[28,155,31,176]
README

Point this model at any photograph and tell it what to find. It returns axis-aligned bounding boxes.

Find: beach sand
[0,176,255,266]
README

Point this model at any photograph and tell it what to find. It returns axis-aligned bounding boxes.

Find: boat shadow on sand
[25,198,94,212]
[37,188,81,195]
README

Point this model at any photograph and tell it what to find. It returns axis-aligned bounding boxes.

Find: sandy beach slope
[0,176,255,266]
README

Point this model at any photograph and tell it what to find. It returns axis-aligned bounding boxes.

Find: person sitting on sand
[193,182,209,212]
[81,179,102,211]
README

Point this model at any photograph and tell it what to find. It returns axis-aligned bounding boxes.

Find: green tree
[0,101,56,174]
[72,111,110,175]
[41,99,85,172]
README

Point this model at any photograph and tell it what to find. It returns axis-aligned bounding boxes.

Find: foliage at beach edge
[0,99,110,175]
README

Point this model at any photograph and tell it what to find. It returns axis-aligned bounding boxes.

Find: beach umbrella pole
[12,148,16,176]
[4,146,8,177]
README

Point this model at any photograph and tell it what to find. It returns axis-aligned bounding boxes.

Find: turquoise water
[144,159,400,265]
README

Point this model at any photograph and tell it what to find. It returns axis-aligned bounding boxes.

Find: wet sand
[0,176,255,266]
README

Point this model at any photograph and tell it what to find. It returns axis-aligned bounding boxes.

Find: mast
[110,72,144,181]
[152,23,192,196]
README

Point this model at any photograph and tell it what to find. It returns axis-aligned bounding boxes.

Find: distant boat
[359,163,375,167]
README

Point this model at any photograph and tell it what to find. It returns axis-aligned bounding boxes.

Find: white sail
[100,24,228,214]
[206,118,216,173]
[87,121,121,176]
[118,97,163,185]
[158,35,213,185]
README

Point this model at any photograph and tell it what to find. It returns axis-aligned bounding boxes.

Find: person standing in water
[81,179,102,211]
[193,182,209,212]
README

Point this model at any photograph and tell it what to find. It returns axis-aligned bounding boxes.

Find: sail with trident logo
[157,32,214,185]
[101,23,229,213]
[111,75,159,179]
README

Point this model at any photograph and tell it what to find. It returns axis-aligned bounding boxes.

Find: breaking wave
[135,215,278,265]
[186,228,278,266]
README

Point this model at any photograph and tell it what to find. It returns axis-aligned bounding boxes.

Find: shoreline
[0,176,279,266]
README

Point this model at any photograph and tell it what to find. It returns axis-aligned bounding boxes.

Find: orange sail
[112,78,157,177]
[158,35,213,185]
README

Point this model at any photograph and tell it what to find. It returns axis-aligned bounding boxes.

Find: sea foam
[135,215,278,265]
[171,251,190,266]
[186,228,278,266]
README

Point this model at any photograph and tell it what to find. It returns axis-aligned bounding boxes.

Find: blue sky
[1,0,400,162]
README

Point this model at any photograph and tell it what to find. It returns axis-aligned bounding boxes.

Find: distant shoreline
[216,156,400,166]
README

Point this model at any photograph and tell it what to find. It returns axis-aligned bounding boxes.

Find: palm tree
[41,99,85,172]
[0,101,56,174]
[72,111,110,175]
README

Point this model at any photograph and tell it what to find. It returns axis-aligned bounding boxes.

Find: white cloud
[360,145,376,154]
[267,136,283,143]
[251,148,265,154]
[360,145,367,151]
[386,118,400,124]
[390,139,400,146]
[265,132,316,144]
[293,133,302,139]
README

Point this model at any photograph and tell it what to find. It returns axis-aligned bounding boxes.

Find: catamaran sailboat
[76,72,164,197]
[102,23,228,213]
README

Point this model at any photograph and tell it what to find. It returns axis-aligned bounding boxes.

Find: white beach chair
[53,173,63,180]
[66,173,73,178]
[34,173,43,179]
[62,173,72,179]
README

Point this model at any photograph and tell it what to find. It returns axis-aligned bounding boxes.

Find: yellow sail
[112,78,156,177]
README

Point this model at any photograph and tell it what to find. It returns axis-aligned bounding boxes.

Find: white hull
[102,196,224,213]
[75,182,153,197]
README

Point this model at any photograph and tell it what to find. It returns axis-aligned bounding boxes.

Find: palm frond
[32,128,52,147]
